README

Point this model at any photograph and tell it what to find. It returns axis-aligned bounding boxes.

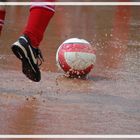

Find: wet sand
[0,4,140,136]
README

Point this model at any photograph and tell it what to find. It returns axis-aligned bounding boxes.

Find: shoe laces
[35,49,44,66]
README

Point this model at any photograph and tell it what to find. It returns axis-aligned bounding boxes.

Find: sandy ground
[0,4,140,138]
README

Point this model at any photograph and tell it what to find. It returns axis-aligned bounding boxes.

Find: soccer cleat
[11,35,44,82]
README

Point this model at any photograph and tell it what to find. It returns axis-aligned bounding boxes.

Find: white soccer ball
[56,38,96,78]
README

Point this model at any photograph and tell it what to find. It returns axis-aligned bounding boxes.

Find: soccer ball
[56,38,96,78]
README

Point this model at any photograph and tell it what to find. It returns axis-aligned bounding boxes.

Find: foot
[11,35,44,82]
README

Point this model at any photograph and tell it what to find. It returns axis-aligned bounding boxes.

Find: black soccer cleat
[11,35,44,82]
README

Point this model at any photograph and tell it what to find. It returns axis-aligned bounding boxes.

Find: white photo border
[0,2,140,6]
[0,1,140,139]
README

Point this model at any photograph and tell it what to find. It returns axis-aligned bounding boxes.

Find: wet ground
[0,4,140,137]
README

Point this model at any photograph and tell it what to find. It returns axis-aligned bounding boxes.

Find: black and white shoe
[11,35,44,82]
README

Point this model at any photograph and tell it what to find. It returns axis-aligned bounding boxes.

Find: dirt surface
[0,4,140,137]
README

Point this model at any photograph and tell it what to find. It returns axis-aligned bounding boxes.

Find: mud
[0,4,140,136]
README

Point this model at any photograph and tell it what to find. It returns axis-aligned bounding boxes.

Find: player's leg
[0,0,6,35]
[24,0,55,48]
[11,0,55,82]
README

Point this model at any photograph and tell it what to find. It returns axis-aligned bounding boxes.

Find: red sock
[23,7,54,48]
[0,10,6,35]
